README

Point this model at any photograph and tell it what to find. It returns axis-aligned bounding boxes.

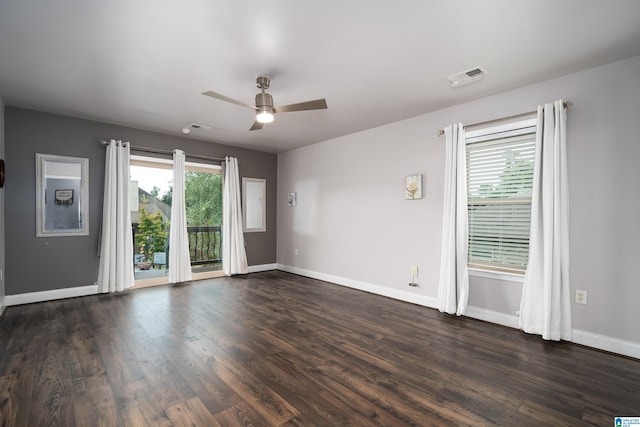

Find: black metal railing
[187,226,222,266]
[132,225,222,268]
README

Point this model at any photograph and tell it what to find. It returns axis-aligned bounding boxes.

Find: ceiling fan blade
[249,121,264,131]
[275,98,327,113]
[202,90,258,110]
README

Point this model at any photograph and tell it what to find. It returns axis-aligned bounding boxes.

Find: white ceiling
[1,1,640,153]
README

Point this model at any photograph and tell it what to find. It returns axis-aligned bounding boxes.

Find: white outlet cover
[575,290,587,304]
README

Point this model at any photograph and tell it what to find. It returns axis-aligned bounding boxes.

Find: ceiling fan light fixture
[256,108,274,124]
[255,91,275,123]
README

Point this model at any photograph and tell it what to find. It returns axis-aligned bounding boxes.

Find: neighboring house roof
[131,188,170,225]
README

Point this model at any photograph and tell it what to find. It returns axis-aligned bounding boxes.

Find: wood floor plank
[213,402,273,427]
[118,387,172,427]
[138,359,197,411]
[72,389,123,427]
[247,352,405,426]
[518,398,595,426]
[27,338,75,427]
[92,325,147,399]
[0,367,34,427]
[165,396,222,427]
[153,331,243,414]
[1,270,639,426]
[211,356,300,425]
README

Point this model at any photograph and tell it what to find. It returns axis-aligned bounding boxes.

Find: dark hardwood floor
[0,271,638,426]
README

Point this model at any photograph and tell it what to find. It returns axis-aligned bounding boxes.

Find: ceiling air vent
[447,66,487,87]
[188,123,212,131]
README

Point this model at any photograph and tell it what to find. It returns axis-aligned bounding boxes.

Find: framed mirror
[36,153,89,237]
[242,177,266,232]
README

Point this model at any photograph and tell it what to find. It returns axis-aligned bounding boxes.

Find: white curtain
[437,123,469,315]
[98,140,135,293]
[519,100,571,341]
[168,149,193,283]
[222,156,248,275]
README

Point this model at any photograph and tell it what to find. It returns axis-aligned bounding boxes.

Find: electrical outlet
[575,290,587,305]
[294,248,299,256]
[411,266,418,276]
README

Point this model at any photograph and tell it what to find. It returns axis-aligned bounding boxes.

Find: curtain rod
[100,140,226,162]
[437,100,573,136]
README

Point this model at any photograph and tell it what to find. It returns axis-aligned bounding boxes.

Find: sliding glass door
[130,156,223,286]
[185,165,223,276]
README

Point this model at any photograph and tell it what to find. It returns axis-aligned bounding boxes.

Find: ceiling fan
[202,76,328,131]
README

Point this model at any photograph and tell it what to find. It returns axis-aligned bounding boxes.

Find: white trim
[131,155,222,172]
[248,263,278,273]
[5,284,98,306]
[465,305,520,329]
[275,264,639,360]
[469,268,525,283]
[573,329,640,360]
[131,154,173,165]
[277,264,438,308]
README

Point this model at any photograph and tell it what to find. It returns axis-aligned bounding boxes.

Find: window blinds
[466,124,536,273]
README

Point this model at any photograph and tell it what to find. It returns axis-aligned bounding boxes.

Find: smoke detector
[447,66,488,87]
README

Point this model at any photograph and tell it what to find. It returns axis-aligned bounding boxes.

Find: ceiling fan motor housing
[255,92,274,113]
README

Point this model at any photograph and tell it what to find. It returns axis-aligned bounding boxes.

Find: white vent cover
[447,66,487,87]
[188,123,212,131]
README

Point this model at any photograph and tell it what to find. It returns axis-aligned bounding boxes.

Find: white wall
[0,97,5,315]
[277,55,640,355]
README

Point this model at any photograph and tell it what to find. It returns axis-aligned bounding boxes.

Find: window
[465,118,537,274]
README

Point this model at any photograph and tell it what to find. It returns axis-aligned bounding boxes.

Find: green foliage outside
[149,186,161,198]
[135,208,169,261]
[184,172,223,226]
[474,152,533,199]
[134,171,222,264]
[161,186,172,206]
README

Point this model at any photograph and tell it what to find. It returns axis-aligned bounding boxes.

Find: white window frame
[465,117,537,279]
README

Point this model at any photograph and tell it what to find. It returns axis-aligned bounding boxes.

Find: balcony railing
[188,226,222,266]
[132,225,222,269]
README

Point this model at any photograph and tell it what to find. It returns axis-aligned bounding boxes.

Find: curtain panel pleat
[168,149,193,283]
[97,140,135,293]
[519,100,572,341]
[222,157,248,275]
[437,123,470,315]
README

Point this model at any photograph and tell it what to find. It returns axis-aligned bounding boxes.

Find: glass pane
[185,170,223,273]
[466,124,536,271]
[130,164,173,281]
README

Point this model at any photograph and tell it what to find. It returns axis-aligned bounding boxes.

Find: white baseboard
[0,296,6,317]
[464,305,520,329]
[248,263,278,273]
[573,329,640,360]
[5,284,98,306]
[276,264,639,360]
[277,264,438,308]
[2,265,279,306]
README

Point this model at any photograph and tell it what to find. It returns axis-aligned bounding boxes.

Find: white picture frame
[405,174,422,200]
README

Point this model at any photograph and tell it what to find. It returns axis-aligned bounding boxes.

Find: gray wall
[278,54,640,345]
[0,98,5,311]
[5,108,277,295]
